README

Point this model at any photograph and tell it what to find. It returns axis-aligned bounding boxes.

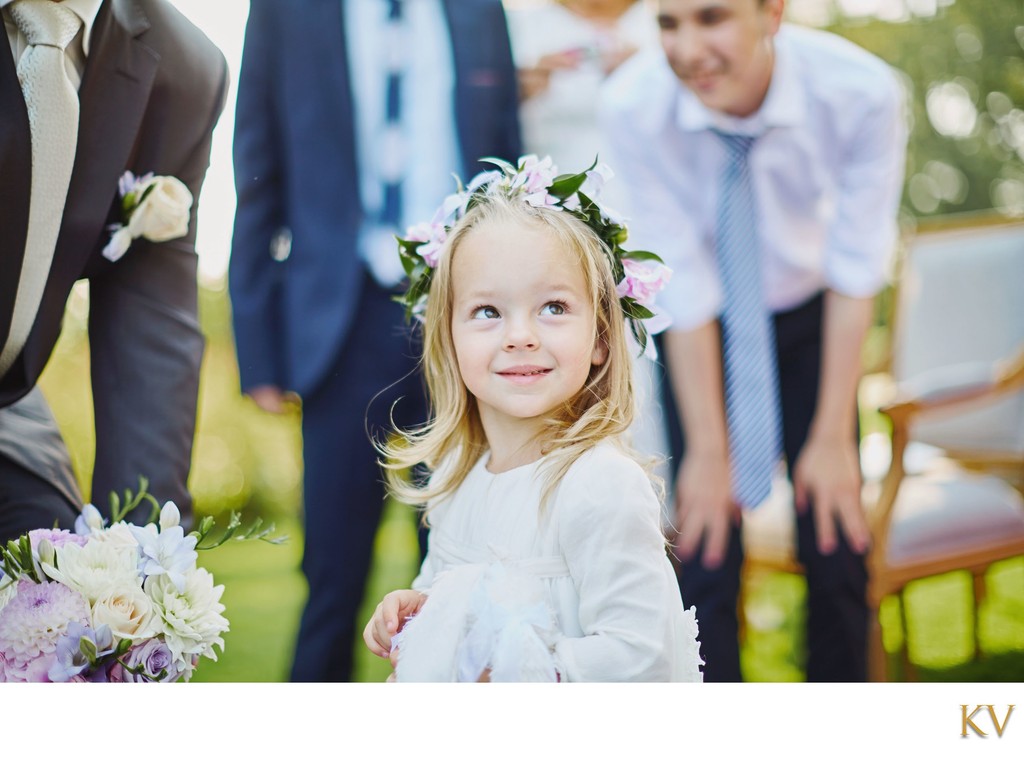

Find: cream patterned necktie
[0,0,82,377]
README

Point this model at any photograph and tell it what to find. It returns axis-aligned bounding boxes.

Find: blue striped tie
[714,132,781,509]
[381,0,403,227]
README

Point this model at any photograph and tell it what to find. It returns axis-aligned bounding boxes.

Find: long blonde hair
[380,193,643,511]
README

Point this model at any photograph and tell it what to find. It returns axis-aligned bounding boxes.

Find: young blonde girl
[363,157,702,682]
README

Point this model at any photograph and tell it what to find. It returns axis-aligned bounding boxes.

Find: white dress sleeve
[550,447,701,681]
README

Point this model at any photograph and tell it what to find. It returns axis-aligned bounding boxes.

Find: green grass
[36,283,1024,682]
[188,508,1024,682]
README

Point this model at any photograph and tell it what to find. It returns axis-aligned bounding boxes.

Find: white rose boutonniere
[102,171,194,262]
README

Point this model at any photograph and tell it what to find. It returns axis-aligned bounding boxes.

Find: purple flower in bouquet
[121,638,184,682]
[28,529,88,552]
[48,621,115,682]
[0,580,90,682]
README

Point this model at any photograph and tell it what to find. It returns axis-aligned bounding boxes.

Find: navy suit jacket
[229,0,521,398]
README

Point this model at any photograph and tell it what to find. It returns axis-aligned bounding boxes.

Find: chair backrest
[891,219,1024,455]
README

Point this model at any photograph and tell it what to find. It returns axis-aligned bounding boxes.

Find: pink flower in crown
[404,222,434,244]
[466,170,502,196]
[434,190,471,228]
[512,155,559,207]
[517,155,557,192]
[406,221,448,268]
[616,258,673,307]
[580,163,615,199]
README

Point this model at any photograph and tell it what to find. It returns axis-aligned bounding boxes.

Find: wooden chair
[741,217,1024,681]
[865,219,1024,680]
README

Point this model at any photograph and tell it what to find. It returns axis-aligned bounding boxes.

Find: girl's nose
[503,316,538,351]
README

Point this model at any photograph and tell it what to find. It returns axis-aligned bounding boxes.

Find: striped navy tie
[381,0,403,228]
[714,132,782,509]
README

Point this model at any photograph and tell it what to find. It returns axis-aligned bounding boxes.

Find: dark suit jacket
[229,0,521,399]
[0,0,228,521]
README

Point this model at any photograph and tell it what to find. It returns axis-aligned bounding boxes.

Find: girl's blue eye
[471,305,500,320]
[541,301,566,316]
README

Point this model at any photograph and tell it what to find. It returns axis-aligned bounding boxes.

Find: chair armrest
[881,347,1024,426]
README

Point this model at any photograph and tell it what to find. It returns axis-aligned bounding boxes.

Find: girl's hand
[362,589,427,659]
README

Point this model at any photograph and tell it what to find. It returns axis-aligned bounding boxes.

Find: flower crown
[395,155,672,357]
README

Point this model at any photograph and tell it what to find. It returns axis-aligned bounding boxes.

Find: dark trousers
[660,293,868,682]
[0,455,80,543]
[290,272,428,682]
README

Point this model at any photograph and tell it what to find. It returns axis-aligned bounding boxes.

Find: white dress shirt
[345,0,461,286]
[600,24,907,331]
[2,0,102,88]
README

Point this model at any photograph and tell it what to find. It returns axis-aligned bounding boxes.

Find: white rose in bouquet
[92,585,155,643]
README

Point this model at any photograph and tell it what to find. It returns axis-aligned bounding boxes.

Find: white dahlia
[146,567,228,669]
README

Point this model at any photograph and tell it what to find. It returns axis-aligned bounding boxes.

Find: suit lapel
[317,0,356,177]
[0,31,32,351]
[28,0,159,379]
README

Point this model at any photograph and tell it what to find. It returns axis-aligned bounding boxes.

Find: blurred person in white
[509,0,657,170]
[508,0,671,497]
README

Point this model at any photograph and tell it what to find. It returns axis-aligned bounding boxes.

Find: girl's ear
[591,337,609,367]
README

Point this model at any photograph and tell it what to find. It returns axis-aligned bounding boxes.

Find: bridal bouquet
[0,481,283,683]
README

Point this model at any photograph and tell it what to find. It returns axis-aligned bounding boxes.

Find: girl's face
[449,219,608,446]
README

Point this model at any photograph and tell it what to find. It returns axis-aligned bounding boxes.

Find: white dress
[393,442,703,682]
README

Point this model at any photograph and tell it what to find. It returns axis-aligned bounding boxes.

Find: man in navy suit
[229,0,521,682]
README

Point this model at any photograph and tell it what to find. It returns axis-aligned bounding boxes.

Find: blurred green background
[35,0,1024,681]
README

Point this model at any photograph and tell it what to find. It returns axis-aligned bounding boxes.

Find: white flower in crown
[102,171,193,262]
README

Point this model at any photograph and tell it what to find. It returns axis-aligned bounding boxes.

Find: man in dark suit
[0,0,228,540]
[229,0,520,682]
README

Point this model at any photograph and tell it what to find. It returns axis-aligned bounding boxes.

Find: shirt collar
[2,0,105,57]
[672,23,806,136]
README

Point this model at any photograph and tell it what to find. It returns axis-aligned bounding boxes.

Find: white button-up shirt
[600,24,907,331]
[345,0,461,286]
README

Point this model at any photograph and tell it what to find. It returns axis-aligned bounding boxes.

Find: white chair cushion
[885,465,1024,567]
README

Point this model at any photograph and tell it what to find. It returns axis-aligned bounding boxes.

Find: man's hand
[675,450,738,570]
[792,433,870,555]
[246,384,292,414]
